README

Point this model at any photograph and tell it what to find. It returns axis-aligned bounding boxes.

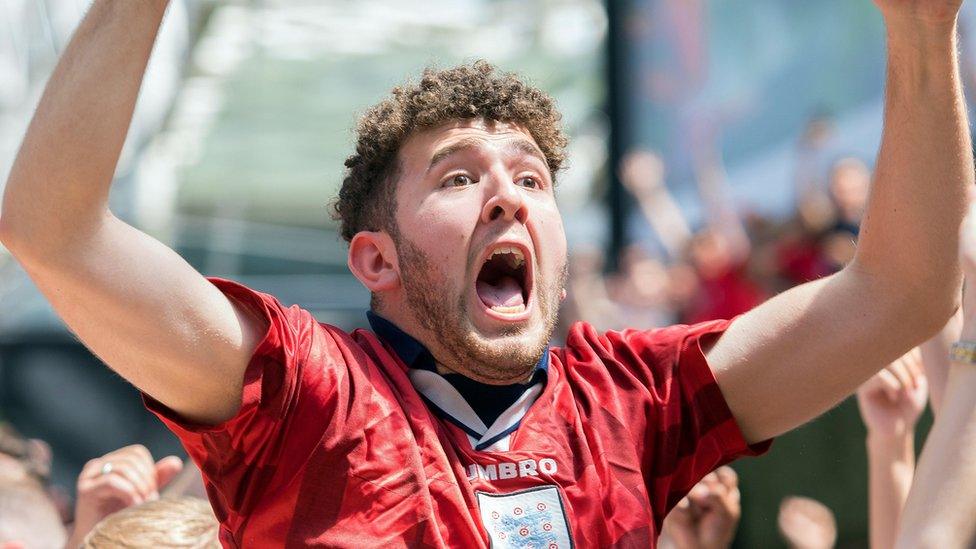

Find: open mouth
[475,245,530,316]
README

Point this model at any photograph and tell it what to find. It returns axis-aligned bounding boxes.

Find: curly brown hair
[333,61,568,242]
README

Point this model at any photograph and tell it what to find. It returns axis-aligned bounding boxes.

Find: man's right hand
[0,0,265,425]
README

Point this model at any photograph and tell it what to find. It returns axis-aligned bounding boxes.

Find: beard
[393,232,565,384]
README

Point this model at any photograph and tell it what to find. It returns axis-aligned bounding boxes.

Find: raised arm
[917,306,962,415]
[0,0,264,424]
[707,0,971,443]
[619,150,693,261]
[856,352,927,549]
[895,207,976,548]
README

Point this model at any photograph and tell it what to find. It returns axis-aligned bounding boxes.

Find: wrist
[866,430,915,456]
[885,16,957,56]
[883,11,958,36]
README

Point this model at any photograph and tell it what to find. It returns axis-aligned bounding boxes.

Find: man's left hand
[873,0,964,25]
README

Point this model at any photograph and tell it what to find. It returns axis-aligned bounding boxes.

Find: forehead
[397,118,542,173]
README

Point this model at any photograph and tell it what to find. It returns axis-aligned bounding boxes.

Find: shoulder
[207,277,366,363]
[557,319,733,364]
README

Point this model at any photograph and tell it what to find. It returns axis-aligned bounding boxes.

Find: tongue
[477,275,525,309]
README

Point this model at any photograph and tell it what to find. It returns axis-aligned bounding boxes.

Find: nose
[481,175,528,225]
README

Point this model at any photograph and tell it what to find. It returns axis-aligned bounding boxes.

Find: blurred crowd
[561,113,867,337]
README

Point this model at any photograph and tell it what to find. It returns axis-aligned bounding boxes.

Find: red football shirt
[145,279,769,548]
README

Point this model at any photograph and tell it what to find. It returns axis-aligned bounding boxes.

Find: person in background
[819,158,871,271]
[0,423,71,524]
[857,350,928,549]
[0,423,52,488]
[81,496,219,548]
[778,496,837,549]
[658,466,740,549]
[793,112,838,205]
[560,246,618,334]
[0,476,67,549]
[619,149,693,262]
[620,148,765,324]
[605,245,677,329]
[65,444,183,549]
[826,158,870,237]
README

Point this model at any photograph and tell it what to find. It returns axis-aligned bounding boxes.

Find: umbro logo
[466,458,558,482]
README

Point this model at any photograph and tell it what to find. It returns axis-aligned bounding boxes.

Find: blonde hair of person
[82,496,219,548]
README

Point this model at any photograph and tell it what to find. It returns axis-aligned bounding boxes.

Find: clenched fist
[873,0,964,24]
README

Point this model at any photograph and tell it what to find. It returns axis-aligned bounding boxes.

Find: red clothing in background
[684,267,766,324]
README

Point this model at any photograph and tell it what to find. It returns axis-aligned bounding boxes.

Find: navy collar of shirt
[367,311,549,430]
[366,311,549,378]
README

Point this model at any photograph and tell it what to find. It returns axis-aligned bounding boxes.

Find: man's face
[388,118,567,384]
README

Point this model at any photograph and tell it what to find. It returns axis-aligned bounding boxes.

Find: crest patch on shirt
[476,486,573,548]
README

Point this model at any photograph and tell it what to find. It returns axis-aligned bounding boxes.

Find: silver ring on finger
[99,462,114,476]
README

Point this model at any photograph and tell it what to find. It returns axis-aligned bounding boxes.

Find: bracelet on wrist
[950,341,976,364]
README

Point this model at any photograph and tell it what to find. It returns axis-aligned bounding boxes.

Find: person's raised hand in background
[778,496,837,549]
[65,444,183,549]
[660,466,740,549]
[857,350,927,549]
[857,349,928,440]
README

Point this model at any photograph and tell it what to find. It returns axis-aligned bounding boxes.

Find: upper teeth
[490,246,525,268]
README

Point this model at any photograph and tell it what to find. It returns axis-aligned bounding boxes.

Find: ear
[560,288,567,301]
[348,231,400,293]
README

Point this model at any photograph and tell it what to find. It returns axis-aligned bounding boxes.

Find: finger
[704,473,729,498]
[699,488,738,519]
[715,466,738,490]
[79,458,106,482]
[718,487,742,520]
[700,472,721,491]
[729,485,741,508]
[93,446,155,490]
[112,445,156,480]
[902,349,924,389]
[913,372,929,398]
[674,497,691,512]
[102,457,156,501]
[687,482,711,506]
[887,359,913,392]
[154,456,184,490]
[88,473,145,508]
[875,369,902,401]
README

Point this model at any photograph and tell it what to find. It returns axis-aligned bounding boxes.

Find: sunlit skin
[347,118,568,385]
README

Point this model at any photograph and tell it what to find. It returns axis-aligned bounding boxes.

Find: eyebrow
[426,136,549,173]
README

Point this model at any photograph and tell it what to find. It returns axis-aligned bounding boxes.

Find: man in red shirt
[1,0,971,546]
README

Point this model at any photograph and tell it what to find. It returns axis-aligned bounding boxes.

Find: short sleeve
[564,319,772,526]
[631,319,772,519]
[142,278,349,528]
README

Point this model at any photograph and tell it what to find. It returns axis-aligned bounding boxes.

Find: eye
[517,176,541,189]
[444,174,475,187]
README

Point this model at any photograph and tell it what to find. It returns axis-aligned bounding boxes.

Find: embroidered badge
[476,486,573,548]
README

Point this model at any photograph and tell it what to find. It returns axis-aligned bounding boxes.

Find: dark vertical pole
[605,0,628,272]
